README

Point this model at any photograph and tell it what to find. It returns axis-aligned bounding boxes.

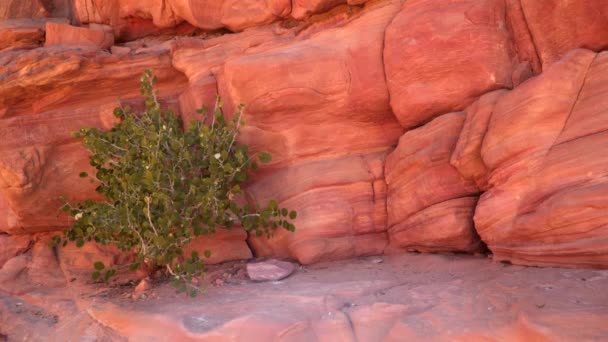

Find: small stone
[133,277,151,297]
[370,257,383,264]
[110,45,131,56]
[246,259,295,282]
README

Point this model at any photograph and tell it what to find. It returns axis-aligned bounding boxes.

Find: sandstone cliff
[1,0,607,305]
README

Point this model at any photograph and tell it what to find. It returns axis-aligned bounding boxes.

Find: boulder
[0,18,67,51]
[182,229,253,265]
[170,0,291,32]
[0,234,32,268]
[246,259,295,281]
[247,153,390,264]
[0,47,188,234]
[472,49,608,267]
[385,113,481,253]
[384,0,517,129]
[450,90,507,190]
[0,0,51,19]
[45,22,115,49]
[291,0,347,19]
[520,0,608,67]
[210,0,404,264]
[70,0,291,34]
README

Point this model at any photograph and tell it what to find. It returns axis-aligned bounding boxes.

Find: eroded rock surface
[0,0,607,314]
[385,113,482,253]
[470,49,608,268]
[384,0,519,129]
[2,254,608,341]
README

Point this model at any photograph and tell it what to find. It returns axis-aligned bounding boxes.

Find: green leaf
[104,269,116,282]
[60,70,296,297]
[79,172,88,178]
[289,210,297,220]
[258,152,272,163]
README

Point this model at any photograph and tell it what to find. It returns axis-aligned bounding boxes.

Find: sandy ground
[2,253,608,341]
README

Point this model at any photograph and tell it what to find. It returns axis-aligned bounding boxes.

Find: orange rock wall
[1,0,607,272]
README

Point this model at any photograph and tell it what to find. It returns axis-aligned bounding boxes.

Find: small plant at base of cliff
[54,70,296,296]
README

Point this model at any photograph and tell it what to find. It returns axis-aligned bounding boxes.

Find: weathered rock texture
[384,0,519,129]
[3,254,608,341]
[1,0,608,332]
[467,49,608,268]
[2,0,608,339]
[385,113,481,253]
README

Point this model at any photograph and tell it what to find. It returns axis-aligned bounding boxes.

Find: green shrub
[55,70,296,296]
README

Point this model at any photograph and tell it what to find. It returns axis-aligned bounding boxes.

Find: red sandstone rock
[0,234,66,295]
[450,90,507,190]
[0,19,67,51]
[291,0,348,19]
[172,0,291,32]
[473,49,608,267]
[1,0,607,278]
[0,192,17,233]
[0,234,31,268]
[0,47,187,234]
[133,277,151,297]
[45,22,115,49]
[182,229,253,265]
[384,0,516,129]
[520,0,608,67]
[209,0,404,264]
[385,113,481,253]
[387,197,482,253]
[247,153,390,264]
[56,236,139,282]
[217,2,404,167]
[0,0,51,19]
[69,0,291,34]
[504,0,541,81]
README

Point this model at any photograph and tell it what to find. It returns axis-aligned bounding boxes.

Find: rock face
[0,0,607,316]
[0,18,67,51]
[45,22,114,49]
[2,0,608,339]
[520,0,608,67]
[385,113,482,253]
[384,0,520,129]
[467,49,608,268]
[0,0,51,19]
[196,0,404,264]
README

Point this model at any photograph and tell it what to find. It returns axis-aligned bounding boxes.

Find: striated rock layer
[1,0,608,339]
[459,49,608,268]
[0,0,607,294]
[385,113,482,254]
